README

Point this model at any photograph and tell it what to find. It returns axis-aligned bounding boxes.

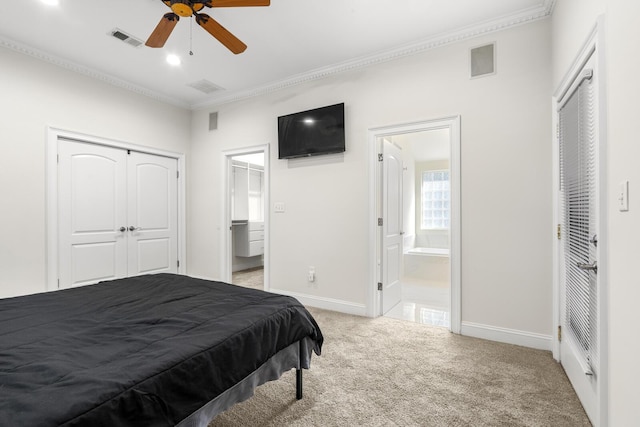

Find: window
[421,170,450,229]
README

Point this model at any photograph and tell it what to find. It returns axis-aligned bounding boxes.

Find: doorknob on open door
[577,261,597,273]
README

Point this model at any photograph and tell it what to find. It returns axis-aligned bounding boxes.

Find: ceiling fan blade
[205,0,270,7]
[145,13,180,48]
[195,13,247,54]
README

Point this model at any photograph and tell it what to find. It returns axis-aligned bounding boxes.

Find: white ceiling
[0,0,554,110]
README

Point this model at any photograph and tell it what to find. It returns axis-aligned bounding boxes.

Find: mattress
[0,274,323,426]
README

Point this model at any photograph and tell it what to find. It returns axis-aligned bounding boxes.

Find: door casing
[368,116,461,333]
[46,127,186,291]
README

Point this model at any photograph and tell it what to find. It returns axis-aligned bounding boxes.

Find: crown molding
[0,36,190,110]
[192,0,556,110]
[0,0,556,111]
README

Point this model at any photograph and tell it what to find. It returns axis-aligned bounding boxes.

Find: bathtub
[405,247,449,257]
[403,247,450,283]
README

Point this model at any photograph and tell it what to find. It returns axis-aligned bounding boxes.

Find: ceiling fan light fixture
[170,1,193,17]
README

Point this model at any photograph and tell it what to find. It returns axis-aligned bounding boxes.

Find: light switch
[619,181,629,212]
[274,202,285,213]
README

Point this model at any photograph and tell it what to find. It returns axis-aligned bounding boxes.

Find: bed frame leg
[296,368,303,400]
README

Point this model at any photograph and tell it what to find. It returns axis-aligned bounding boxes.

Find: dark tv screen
[278,103,345,159]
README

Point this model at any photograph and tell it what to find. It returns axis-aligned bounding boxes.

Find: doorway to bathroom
[369,117,460,333]
[224,146,269,291]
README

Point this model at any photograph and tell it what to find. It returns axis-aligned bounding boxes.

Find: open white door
[381,139,403,314]
[557,53,602,425]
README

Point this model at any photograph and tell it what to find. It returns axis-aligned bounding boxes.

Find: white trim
[461,322,553,351]
[45,127,187,291]
[222,145,270,291]
[367,116,461,334]
[270,288,367,317]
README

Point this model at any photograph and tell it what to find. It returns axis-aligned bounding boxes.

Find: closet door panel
[58,140,128,288]
[127,152,178,276]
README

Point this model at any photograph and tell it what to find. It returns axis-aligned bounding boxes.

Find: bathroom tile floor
[233,267,451,328]
[384,280,451,328]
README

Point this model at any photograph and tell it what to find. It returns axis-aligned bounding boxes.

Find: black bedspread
[0,274,323,426]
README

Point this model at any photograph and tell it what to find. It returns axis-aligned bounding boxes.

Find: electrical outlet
[307,267,315,283]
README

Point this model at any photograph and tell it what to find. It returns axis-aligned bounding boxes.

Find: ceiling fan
[145,0,270,54]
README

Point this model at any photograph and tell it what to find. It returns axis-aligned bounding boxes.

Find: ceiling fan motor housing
[170,0,194,17]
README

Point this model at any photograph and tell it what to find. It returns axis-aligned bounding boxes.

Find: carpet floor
[209,307,591,426]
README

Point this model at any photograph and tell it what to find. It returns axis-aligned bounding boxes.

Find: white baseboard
[269,288,367,317]
[461,321,553,351]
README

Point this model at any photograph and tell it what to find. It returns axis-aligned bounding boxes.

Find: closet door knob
[119,227,126,232]
[129,226,141,232]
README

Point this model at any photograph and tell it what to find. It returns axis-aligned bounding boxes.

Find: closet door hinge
[177,171,179,179]
[177,260,180,268]
[378,218,383,226]
[557,224,561,240]
[558,325,562,342]
[378,153,383,162]
[377,282,383,291]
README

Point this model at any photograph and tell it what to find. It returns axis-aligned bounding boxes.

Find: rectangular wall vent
[187,79,224,94]
[110,28,144,48]
[470,42,496,78]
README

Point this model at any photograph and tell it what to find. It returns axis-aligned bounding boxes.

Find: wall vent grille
[110,29,143,48]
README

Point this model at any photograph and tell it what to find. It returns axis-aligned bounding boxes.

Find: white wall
[189,19,553,334]
[552,0,640,424]
[0,46,191,298]
[606,2,640,422]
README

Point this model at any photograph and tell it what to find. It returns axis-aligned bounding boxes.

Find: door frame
[45,127,186,291]
[367,116,461,334]
[222,144,270,289]
[551,18,608,426]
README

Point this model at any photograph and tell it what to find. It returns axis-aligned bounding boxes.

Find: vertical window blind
[559,71,598,373]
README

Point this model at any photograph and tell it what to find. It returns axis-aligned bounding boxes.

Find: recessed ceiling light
[41,0,59,6]
[166,54,181,66]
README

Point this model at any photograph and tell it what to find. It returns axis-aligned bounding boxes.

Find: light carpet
[209,307,591,426]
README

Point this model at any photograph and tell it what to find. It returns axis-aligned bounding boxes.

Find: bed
[0,273,323,426]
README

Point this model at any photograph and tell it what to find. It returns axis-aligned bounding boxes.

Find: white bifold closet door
[58,140,178,289]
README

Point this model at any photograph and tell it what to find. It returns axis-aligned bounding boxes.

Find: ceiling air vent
[110,28,144,48]
[187,79,223,94]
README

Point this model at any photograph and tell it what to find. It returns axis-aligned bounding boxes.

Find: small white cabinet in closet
[234,222,264,257]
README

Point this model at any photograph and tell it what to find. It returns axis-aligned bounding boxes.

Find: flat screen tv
[278,103,345,159]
